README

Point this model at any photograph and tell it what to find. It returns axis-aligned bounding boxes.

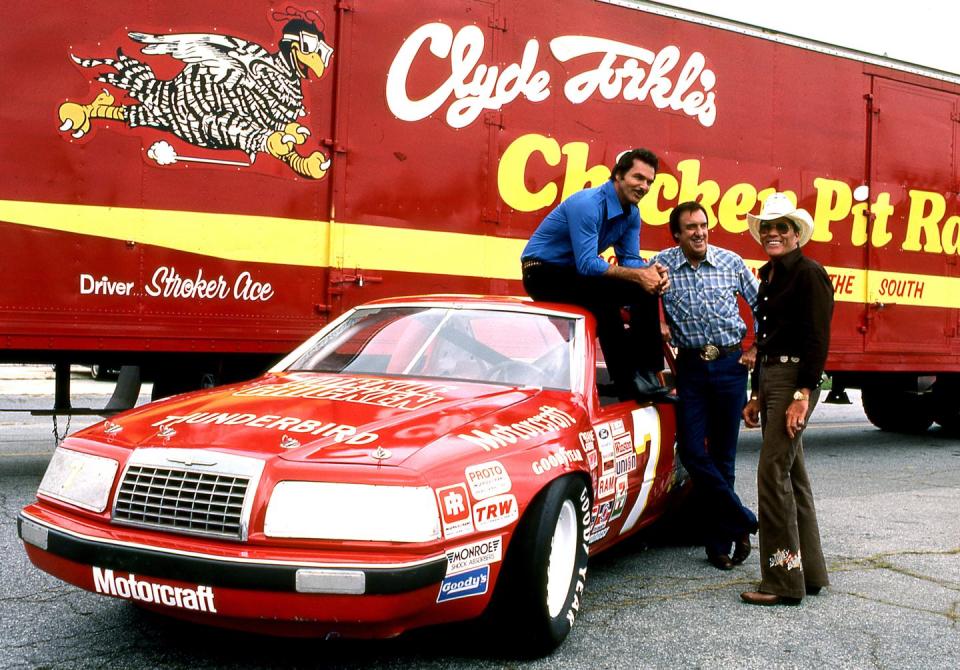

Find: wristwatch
[792,390,809,401]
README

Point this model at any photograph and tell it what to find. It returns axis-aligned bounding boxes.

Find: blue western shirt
[521,181,645,276]
[651,245,759,349]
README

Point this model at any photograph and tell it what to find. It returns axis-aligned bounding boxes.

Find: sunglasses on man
[758,220,796,235]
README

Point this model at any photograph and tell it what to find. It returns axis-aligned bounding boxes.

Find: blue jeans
[676,352,758,557]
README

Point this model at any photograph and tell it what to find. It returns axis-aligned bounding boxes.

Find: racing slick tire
[487,474,590,656]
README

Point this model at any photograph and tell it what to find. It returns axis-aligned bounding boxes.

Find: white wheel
[546,499,578,618]
[487,475,590,656]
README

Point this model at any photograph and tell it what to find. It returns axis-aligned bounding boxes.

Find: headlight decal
[265,481,441,543]
[38,447,119,513]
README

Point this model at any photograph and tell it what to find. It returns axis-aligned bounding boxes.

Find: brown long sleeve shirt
[751,248,834,393]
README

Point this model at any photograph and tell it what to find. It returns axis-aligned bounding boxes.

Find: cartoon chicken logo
[57,9,334,179]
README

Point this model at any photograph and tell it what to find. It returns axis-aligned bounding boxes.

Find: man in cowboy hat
[521,148,671,402]
[651,201,759,570]
[740,192,834,606]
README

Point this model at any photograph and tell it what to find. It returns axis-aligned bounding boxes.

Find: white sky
[652,0,957,75]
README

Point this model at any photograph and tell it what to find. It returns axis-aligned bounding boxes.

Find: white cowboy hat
[746,192,815,246]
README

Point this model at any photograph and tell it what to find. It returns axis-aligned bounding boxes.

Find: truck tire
[861,386,934,433]
[487,475,590,657]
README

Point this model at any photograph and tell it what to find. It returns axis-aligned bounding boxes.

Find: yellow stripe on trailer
[3,199,960,308]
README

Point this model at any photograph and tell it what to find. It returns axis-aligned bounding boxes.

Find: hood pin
[370,446,392,461]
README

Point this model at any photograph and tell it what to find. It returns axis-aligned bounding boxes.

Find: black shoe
[805,585,822,596]
[731,534,751,565]
[632,371,670,400]
[707,553,734,571]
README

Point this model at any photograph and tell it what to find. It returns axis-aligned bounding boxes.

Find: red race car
[19,295,685,654]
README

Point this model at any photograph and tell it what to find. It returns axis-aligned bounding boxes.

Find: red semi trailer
[1,0,958,431]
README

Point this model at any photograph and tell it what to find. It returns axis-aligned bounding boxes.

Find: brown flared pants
[756,361,829,599]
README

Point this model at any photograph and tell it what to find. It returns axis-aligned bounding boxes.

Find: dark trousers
[521,262,663,395]
[675,352,758,557]
[757,361,829,599]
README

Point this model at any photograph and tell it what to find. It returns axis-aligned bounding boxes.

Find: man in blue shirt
[651,201,759,570]
[521,148,670,401]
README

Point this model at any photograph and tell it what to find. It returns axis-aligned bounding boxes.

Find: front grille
[113,465,250,540]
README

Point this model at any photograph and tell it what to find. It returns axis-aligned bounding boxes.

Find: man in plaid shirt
[651,201,759,571]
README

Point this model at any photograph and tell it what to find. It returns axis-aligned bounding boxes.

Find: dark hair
[610,148,658,181]
[668,201,708,238]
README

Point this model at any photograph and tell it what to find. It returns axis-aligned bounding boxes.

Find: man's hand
[633,264,668,295]
[603,263,670,295]
[785,392,810,438]
[655,262,670,293]
[660,320,672,343]
[740,344,757,371]
[742,397,761,428]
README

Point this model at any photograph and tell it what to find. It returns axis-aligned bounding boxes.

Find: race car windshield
[286,306,575,389]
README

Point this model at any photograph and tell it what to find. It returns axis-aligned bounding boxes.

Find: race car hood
[81,372,542,466]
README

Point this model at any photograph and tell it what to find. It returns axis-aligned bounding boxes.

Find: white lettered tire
[487,475,591,656]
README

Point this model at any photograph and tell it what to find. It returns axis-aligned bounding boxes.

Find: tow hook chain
[52,414,72,446]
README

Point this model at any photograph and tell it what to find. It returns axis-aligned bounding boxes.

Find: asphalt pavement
[1,366,958,669]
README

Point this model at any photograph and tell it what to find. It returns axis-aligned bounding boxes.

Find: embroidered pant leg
[756,362,826,599]
[792,445,829,589]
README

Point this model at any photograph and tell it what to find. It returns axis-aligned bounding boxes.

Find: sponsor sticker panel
[436,483,474,538]
[473,493,518,531]
[588,502,612,544]
[614,434,633,457]
[597,473,616,499]
[445,536,503,575]
[615,452,637,476]
[465,460,512,500]
[612,474,629,519]
[437,565,490,603]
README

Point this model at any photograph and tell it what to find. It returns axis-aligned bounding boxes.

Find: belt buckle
[701,344,720,361]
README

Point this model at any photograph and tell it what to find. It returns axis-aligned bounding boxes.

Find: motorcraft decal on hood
[457,405,576,451]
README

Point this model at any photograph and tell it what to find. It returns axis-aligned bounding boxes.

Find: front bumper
[18,509,464,637]
[18,512,446,595]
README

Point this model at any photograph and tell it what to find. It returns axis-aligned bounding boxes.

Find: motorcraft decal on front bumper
[93,567,217,612]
